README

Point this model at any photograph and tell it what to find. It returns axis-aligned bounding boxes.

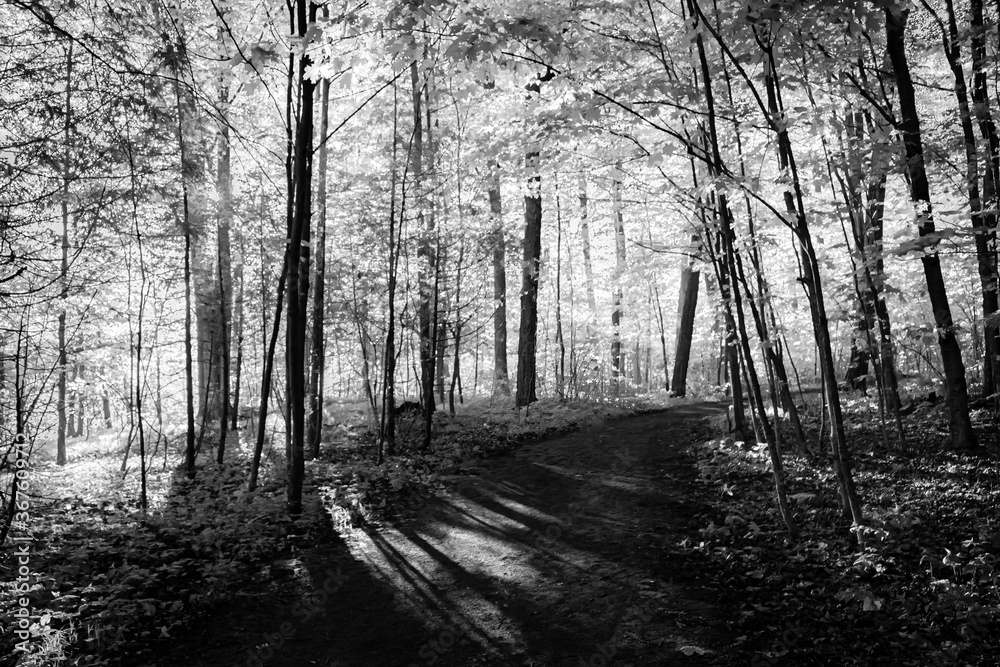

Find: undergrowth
[0,393,667,666]
[688,394,1000,666]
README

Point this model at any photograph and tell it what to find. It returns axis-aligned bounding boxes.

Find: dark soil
[156,402,735,667]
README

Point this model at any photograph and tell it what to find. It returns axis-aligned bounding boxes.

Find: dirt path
[163,402,734,667]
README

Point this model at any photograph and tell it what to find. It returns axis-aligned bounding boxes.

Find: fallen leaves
[687,395,1000,665]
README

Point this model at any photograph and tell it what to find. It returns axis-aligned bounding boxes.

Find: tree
[515,75,549,408]
[286,0,319,514]
[488,162,510,396]
[610,161,627,384]
[885,3,977,451]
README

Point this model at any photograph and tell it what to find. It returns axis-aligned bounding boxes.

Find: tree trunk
[671,244,700,397]
[711,230,748,442]
[285,0,318,514]
[746,17,864,524]
[57,42,72,466]
[307,68,330,460]
[165,25,198,479]
[410,61,437,445]
[516,76,548,407]
[516,131,543,406]
[215,67,233,465]
[488,162,510,396]
[578,175,598,324]
[449,239,465,415]
[231,222,245,432]
[886,5,978,451]
[248,228,289,491]
[380,80,402,461]
[842,103,905,447]
[651,279,670,391]
[555,180,566,397]
[692,1,796,535]
[611,162,626,384]
[968,0,1000,401]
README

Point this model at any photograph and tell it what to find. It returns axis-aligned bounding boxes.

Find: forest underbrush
[691,386,1000,666]
[0,392,671,666]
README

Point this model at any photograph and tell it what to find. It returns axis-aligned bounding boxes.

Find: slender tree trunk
[166,31,198,479]
[578,175,598,324]
[136,234,148,511]
[709,229,748,442]
[449,240,465,415]
[307,69,331,460]
[231,223,245,432]
[216,260,230,464]
[611,162,626,384]
[215,73,233,465]
[435,274,448,406]
[651,279,670,391]
[57,43,73,466]
[671,231,701,396]
[720,45,809,454]
[745,17,864,524]
[379,81,402,461]
[839,102,905,447]
[691,1,796,535]
[555,179,566,397]
[285,0,318,513]
[248,223,289,491]
[886,5,978,451]
[488,162,510,396]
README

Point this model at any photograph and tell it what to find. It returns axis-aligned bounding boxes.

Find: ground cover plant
[0,395,665,666]
[689,389,1000,666]
[7,0,1000,664]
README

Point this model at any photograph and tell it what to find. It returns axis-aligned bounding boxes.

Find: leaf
[679,645,708,656]
[862,592,882,612]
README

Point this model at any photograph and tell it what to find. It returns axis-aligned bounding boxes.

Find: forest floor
[6,387,1000,666]
[156,401,734,667]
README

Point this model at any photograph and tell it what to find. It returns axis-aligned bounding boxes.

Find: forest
[3,0,1000,664]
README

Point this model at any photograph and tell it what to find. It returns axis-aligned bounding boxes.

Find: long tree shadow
[318,404,729,665]
[215,403,732,667]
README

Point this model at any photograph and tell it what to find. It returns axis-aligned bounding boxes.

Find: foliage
[688,397,1000,665]
[0,442,294,666]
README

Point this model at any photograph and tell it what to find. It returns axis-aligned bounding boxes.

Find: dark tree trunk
[515,76,548,407]
[746,16,864,523]
[285,0,318,514]
[886,5,977,451]
[651,279,669,391]
[57,43,72,466]
[671,236,700,396]
[307,69,330,460]
[692,0,796,536]
[516,156,542,407]
[968,0,1000,401]
[215,72,233,465]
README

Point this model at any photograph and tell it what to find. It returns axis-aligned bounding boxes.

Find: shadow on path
[161,402,734,667]
[255,401,734,667]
